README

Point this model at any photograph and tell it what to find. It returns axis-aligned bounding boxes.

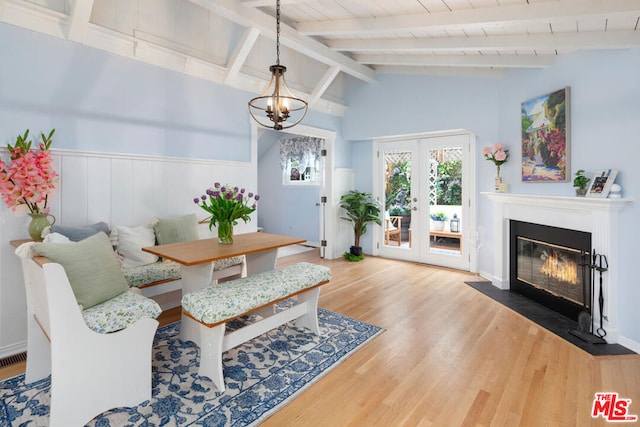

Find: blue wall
[0,24,254,161]
[343,50,640,345]
[0,23,343,164]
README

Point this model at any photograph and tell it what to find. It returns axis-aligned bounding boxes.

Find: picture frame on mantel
[521,87,570,183]
[587,169,618,198]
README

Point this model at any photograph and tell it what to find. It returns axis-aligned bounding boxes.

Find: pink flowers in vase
[483,143,510,168]
[0,129,59,214]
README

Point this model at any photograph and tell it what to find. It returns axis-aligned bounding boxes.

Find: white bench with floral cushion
[14,232,162,427]
[181,262,331,392]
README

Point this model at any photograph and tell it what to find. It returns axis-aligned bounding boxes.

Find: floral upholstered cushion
[212,256,244,271]
[182,262,331,325]
[82,290,162,334]
[122,260,182,287]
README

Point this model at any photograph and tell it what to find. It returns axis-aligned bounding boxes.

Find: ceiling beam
[66,0,95,43]
[188,0,376,83]
[307,66,340,107]
[355,54,556,68]
[296,0,640,36]
[224,26,260,85]
[374,65,506,77]
[329,31,640,53]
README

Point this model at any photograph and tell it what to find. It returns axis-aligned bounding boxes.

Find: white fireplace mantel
[483,192,634,344]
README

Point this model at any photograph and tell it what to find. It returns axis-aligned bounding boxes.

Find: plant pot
[349,246,362,256]
[430,220,445,231]
[575,188,587,197]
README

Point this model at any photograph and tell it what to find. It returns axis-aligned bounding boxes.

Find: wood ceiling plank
[606,15,640,31]
[441,0,475,12]
[418,0,453,14]
[296,0,640,36]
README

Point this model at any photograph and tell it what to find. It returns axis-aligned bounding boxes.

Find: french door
[375,132,475,271]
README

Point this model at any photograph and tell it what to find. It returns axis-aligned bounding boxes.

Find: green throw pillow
[154,214,199,245]
[34,232,130,310]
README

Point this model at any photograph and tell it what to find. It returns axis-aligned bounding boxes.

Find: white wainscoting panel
[0,148,257,358]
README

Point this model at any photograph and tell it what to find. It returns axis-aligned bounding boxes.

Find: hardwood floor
[2,251,639,426]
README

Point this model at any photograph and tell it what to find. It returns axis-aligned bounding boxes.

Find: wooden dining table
[142,231,306,343]
[142,231,306,295]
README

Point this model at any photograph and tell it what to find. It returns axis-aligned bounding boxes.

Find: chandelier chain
[276,0,281,66]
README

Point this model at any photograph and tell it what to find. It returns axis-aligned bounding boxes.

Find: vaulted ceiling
[2,0,639,116]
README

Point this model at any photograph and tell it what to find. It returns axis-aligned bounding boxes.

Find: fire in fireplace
[539,250,579,285]
[510,220,592,321]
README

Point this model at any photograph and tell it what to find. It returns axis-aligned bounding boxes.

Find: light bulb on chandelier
[248,0,308,130]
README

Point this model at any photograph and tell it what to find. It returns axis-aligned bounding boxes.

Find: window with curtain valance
[279,137,325,184]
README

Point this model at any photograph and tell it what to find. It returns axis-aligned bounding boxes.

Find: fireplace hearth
[510,220,591,321]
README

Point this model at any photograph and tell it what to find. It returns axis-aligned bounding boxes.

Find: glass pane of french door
[426,146,462,255]
[418,134,469,270]
[378,141,418,261]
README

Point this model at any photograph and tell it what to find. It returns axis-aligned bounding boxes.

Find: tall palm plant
[339,190,382,256]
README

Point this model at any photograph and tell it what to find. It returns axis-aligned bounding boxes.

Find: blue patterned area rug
[0,308,383,426]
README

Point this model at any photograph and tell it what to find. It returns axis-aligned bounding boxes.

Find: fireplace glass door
[516,237,589,309]
[510,220,592,320]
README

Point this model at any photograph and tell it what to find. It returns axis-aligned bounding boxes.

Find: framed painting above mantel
[521,87,570,182]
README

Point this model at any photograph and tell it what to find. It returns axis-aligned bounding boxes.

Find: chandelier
[248,0,308,130]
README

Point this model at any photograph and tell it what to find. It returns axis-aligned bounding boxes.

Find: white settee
[42,214,246,310]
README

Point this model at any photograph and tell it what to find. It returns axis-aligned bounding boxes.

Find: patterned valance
[279,137,325,172]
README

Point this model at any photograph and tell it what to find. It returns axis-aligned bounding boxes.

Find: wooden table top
[142,232,306,266]
[429,230,462,238]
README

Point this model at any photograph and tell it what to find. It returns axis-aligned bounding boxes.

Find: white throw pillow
[43,232,73,244]
[111,225,159,268]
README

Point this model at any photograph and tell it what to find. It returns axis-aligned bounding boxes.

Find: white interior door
[376,132,475,271]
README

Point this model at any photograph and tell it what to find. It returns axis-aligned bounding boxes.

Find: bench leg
[198,322,226,392]
[25,315,51,384]
[293,287,321,334]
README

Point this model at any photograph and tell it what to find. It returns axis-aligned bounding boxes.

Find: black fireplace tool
[593,252,608,339]
[568,251,607,344]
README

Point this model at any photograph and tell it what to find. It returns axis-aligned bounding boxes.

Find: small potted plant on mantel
[430,212,447,231]
[573,169,590,196]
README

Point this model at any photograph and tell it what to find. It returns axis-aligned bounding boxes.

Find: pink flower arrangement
[483,143,510,167]
[0,129,59,214]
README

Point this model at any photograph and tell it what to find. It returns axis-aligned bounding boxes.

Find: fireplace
[484,192,632,345]
[510,220,591,321]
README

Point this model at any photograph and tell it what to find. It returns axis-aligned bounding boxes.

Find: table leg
[245,249,278,275]
[179,263,213,344]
